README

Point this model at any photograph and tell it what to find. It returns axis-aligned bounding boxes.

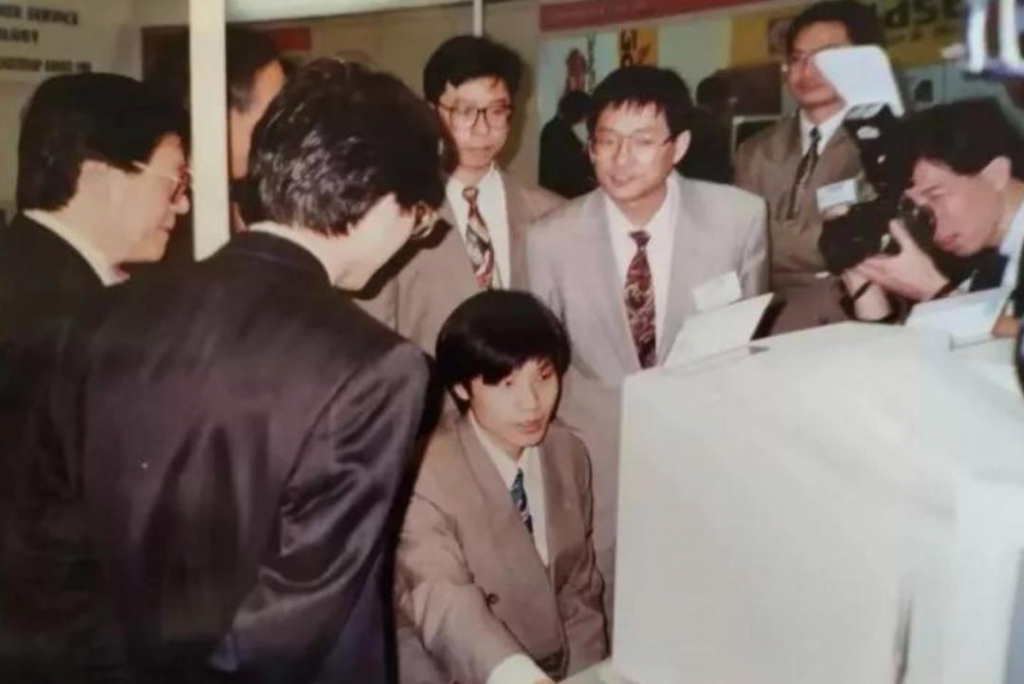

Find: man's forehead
[442,76,510,102]
[595,101,668,131]
[791,21,852,52]
[911,158,959,188]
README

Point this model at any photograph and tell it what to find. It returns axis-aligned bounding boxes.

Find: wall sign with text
[0,1,125,81]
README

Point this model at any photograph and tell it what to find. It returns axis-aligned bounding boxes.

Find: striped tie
[510,469,533,534]
[462,185,501,289]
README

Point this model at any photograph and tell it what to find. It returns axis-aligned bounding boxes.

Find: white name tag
[816,179,859,212]
[692,271,742,312]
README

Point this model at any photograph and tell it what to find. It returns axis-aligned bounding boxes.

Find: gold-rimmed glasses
[133,161,191,203]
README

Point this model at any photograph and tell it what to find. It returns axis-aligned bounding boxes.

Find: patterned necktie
[510,469,533,534]
[462,186,500,289]
[786,126,821,219]
[624,231,656,369]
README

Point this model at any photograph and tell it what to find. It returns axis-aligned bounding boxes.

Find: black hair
[695,72,731,109]
[248,59,445,235]
[422,35,522,104]
[900,98,1024,180]
[785,0,884,55]
[587,65,692,138]
[145,27,281,113]
[557,89,592,124]
[17,72,189,211]
[436,290,571,413]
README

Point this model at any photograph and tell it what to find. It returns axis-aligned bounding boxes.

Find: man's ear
[452,383,470,403]
[672,130,691,165]
[78,159,117,202]
[980,156,1012,192]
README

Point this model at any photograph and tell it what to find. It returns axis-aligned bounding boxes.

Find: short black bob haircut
[899,98,1024,180]
[423,34,522,105]
[17,73,188,212]
[586,65,693,140]
[248,59,446,236]
[784,0,884,55]
[436,290,571,413]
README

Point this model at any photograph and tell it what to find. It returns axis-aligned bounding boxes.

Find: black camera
[818,104,942,274]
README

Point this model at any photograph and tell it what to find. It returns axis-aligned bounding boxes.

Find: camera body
[817,104,940,275]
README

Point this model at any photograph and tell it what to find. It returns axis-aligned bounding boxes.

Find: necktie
[510,469,533,534]
[969,248,1009,291]
[624,231,656,369]
[462,186,500,289]
[786,126,820,219]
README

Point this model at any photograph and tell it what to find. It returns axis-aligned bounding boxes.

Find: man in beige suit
[527,65,768,627]
[397,291,606,684]
[361,35,561,356]
[734,0,883,333]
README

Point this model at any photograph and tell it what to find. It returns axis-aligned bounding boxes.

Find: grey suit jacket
[395,415,606,684]
[359,171,562,355]
[734,115,863,331]
[525,175,767,626]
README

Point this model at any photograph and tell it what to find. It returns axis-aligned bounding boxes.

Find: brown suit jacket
[395,415,606,684]
[734,115,863,332]
[358,171,562,355]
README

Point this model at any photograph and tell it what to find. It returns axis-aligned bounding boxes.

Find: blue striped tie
[510,469,533,534]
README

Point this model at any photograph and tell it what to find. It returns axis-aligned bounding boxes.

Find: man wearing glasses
[0,71,189,681]
[360,34,562,358]
[527,64,767,624]
[735,0,884,333]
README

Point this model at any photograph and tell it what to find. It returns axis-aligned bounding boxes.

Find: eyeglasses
[133,161,190,203]
[410,202,449,241]
[589,132,674,161]
[438,102,514,130]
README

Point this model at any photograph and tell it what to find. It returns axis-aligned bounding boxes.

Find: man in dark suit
[0,73,189,682]
[10,60,446,683]
[539,90,596,199]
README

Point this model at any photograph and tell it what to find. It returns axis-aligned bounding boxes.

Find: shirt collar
[24,209,126,286]
[799,107,848,154]
[603,171,679,237]
[468,412,536,489]
[446,163,499,199]
[998,198,1024,260]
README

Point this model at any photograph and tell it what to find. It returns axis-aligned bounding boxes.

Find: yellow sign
[619,27,658,67]
[730,0,965,68]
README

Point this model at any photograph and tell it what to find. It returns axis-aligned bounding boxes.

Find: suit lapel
[456,417,551,582]
[582,193,643,374]
[658,178,698,363]
[539,437,573,589]
[436,196,482,293]
[503,172,530,289]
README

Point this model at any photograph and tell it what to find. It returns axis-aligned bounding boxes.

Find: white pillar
[188,0,231,260]
[472,0,483,36]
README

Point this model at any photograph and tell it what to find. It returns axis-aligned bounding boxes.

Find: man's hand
[854,220,950,301]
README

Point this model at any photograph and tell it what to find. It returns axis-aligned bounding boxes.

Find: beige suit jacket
[734,115,863,332]
[395,415,606,684]
[358,171,562,355]
[525,174,768,625]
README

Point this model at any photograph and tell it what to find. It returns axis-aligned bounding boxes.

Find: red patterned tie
[462,186,500,289]
[624,231,656,369]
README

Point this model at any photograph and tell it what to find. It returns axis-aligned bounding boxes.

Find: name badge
[693,271,741,312]
[816,179,859,212]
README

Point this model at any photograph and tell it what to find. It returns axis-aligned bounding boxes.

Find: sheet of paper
[692,271,742,312]
[906,287,1011,346]
[813,45,904,115]
[665,293,773,368]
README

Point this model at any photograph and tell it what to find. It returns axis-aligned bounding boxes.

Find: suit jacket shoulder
[501,170,564,224]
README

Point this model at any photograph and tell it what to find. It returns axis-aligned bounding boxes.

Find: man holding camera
[734,0,884,333]
[851,99,1024,312]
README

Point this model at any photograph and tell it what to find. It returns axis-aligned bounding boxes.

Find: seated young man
[396,290,607,684]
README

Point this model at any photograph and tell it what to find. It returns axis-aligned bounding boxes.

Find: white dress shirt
[999,200,1024,289]
[799,107,848,155]
[604,173,679,343]
[469,415,551,684]
[24,209,126,286]
[446,165,511,287]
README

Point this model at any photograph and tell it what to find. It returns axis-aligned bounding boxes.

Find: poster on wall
[618,27,658,67]
[0,1,122,82]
